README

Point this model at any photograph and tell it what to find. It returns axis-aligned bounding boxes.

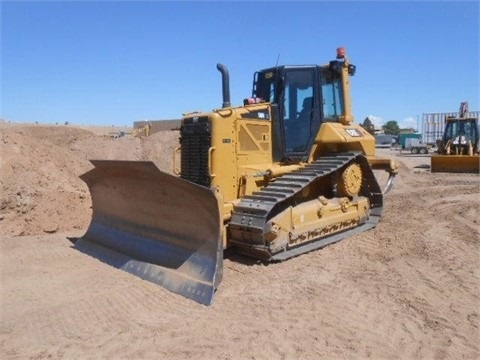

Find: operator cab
[443,118,479,150]
[252,61,350,161]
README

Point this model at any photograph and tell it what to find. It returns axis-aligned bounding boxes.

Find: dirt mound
[0,123,179,236]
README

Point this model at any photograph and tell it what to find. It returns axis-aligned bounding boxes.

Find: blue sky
[1,1,479,129]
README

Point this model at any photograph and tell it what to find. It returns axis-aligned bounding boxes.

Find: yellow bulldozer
[431,102,479,173]
[76,48,398,305]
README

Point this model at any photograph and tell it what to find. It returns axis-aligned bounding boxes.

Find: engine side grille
[180,116,211,187]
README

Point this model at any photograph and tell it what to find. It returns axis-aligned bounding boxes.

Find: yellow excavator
[430,102,479,173]
[77,48,398,305]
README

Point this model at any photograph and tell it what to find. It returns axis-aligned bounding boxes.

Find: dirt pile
[0,122,179,236]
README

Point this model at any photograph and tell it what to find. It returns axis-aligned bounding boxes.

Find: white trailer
[404,138,430,154]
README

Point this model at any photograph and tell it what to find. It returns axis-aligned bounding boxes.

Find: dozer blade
[431,155,480,173]
[77,160,223,306]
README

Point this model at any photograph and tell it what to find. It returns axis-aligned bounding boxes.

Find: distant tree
[382,120,400,135]
[360,117,375,135]
[400,127,416,134]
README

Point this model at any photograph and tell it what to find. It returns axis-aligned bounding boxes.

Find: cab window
[321,69,344,119]
[282,69,315,152]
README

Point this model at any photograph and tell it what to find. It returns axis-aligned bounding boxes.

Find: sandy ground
[0,121,479,359]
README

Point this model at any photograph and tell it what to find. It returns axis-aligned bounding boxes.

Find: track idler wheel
[337,163,362,197]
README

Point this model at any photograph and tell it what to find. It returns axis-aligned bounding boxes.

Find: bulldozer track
[228,152,383,260]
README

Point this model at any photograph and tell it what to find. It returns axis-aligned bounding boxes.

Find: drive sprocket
[337,162,362,197]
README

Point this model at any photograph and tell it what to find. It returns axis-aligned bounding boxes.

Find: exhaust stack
[216,63,231,108]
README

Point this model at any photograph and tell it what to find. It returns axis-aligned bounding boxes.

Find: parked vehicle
[404,138,430,154]
[431,102,479,173]
[77,48,398,305]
